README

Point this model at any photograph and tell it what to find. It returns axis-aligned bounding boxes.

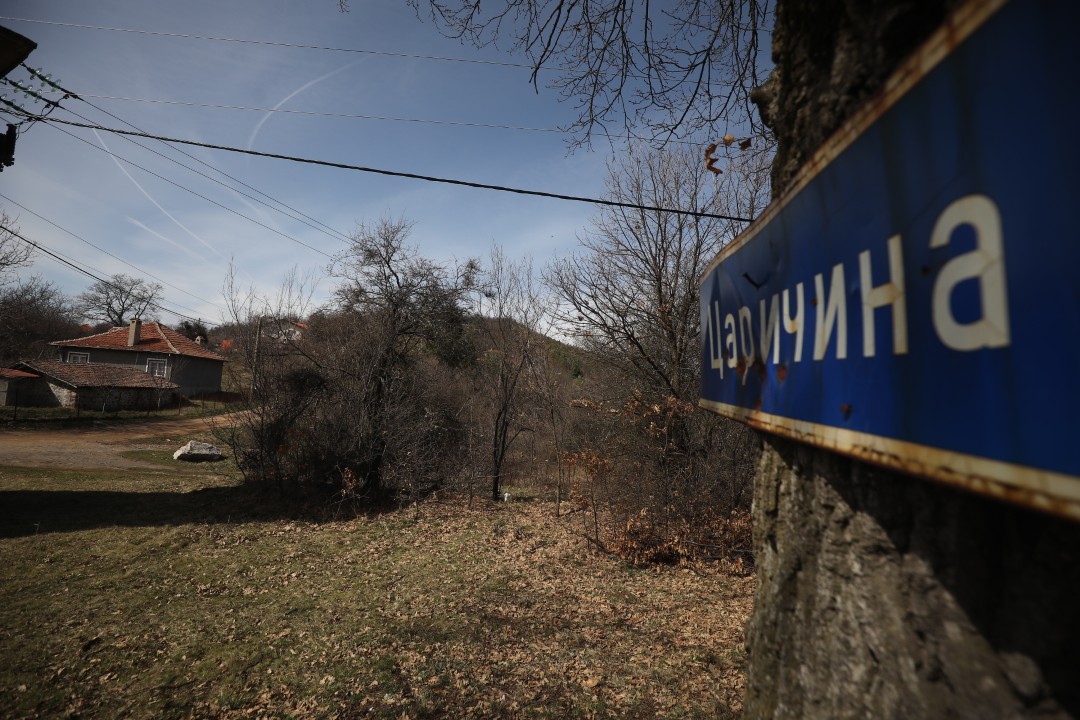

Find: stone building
[9,359,179,412]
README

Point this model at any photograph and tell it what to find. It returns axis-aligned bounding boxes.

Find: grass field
[0,437,753,719]
[0,400,233,427]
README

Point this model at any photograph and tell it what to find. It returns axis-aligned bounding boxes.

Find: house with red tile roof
[49,318,226,397]
[9,359,179,411]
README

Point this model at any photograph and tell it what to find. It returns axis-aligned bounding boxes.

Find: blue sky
[1,1,626,326]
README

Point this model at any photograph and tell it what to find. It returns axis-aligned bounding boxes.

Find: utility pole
[251,315,263,395]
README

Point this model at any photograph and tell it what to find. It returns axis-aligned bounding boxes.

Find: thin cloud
[93,129,229,262]
[125,216,207,262]
[247,60,361,151]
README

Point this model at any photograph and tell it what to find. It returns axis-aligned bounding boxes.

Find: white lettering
[759,294,781,365]
[813,264,848,360]
[860,234,908,357]
[930,195,1010,350]
[738,305,756,370]
[724,313,737,369]
[783,284,805,363]
[707,301,724,378]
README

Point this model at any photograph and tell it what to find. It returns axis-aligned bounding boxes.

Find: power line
[18,70,352,244]
[4,108,754,223]
[0,16,542,71]
[33,116,338,259]
[5,226,219,326]
[9,71,351,244]
[48,92,566,135]
[41,90,720,151]
[0,15,712,91]
[0,192,227,316]
[46,96,352,246]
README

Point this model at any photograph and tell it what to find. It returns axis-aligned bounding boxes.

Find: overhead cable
[0,191,225,315]
[33,117,337,259]
[0,16,541,71]
[40,90,718,150]
[4,109,754,223]
[5,226,219,326]
[12,70,352,244]
[52,92,565,135]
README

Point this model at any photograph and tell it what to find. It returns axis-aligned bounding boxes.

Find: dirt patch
[0,414,234,470]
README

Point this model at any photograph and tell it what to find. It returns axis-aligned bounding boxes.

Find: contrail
[125,217,206,261]
[94,129,228,262]
[247,60,360,150]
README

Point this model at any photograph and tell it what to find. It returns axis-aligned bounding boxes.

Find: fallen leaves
[0,492,753,719]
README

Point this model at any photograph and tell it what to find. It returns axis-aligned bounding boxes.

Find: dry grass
[0,400,235,428]
[0,450,753,719]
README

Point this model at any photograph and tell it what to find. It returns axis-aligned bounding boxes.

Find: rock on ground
[173,440,224,462]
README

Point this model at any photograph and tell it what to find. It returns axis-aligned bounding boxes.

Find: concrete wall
[59,347,223,396]
[744,1,1079,717]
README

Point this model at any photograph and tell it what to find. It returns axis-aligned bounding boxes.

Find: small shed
[0,367,39,406]
[13,359,179,412]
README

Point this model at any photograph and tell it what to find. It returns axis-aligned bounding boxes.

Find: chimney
[127,317,142,346]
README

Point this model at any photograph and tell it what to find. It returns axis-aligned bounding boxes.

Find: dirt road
[0,414,232,470]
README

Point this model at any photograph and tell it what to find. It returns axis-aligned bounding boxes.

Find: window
[146,358,168,377]
[68,352,89,364]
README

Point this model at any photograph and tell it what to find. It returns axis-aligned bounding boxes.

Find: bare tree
[544,144,767,549]
[471,245,549,500]
[324,217,478,498]
[215,264,319,492]
[0,211,33,284]
[0,276,80,364]
[75,273,163,326]
[411,0,773,147]
[546,144,767,402]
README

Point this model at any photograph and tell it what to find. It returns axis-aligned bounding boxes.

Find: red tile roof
[0,368,38,380]
[18,360,179,389]
[52,322,225,362]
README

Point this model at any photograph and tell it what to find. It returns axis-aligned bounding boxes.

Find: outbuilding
[0,367,39,407]
[11,359,179,412]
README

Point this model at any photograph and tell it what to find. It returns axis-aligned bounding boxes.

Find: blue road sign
[699,0,1080,519]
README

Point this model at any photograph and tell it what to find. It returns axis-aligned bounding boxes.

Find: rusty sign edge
[699,398,1080,522]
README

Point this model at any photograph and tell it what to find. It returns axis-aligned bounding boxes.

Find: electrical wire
[51,92,566,135]
[0,16,726,90]
[0,16,542,71]
[39,90,728,150]
[2,107,754,223]
[53,103,351,246]
[0,192,227,316]
[12,70,352,244]
[4,226,220,326]
[31,116,338,259]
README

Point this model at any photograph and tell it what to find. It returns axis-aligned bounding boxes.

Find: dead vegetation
[0,453,752,719]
